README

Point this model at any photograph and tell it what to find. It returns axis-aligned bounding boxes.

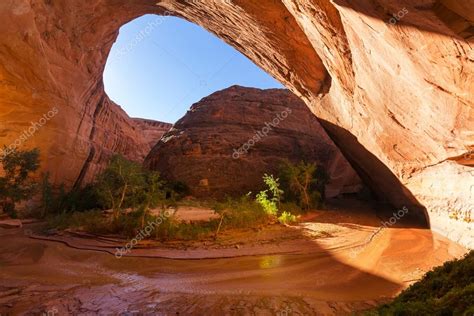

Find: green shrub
[372,250,474,315]
[40,172,55,217]
[64,184,102,212]
[46,194,272,241]
[150,212,219,241]
[47,208,168,238]
[279,160,328,210]
[93,155,175,226]
[41,173,102,217]
[0,147,40,217]
[256,174,283,215]
[95,155,148,219]
[213,195,269,229]
[277,211,297,225]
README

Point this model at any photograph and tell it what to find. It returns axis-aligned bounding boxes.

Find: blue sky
[104,15,284,123]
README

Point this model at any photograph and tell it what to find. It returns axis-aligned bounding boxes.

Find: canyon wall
[0,0,472,247]
[132,119,172,150]
[145,86,362,198]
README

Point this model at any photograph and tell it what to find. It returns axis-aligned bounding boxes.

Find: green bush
[279,160,328,210]
[148,195,271,241]
[41,173,102,217]
[42,156,198,239]
[372,250,474,315]
[47,208,169,238]
[277,211,297,225]
[93,155,174,230]
[64,184,102,212]
[95,155,149,219]
[154,219,218,241]
[213,195,269,229]
[0,147,40,217]
[45,159,304,241]
[256,174,283,215]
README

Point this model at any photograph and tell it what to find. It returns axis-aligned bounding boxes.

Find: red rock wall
[132,119,172,150]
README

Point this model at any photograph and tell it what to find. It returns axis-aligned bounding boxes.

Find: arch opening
[98,13,429,229]
[100,14,372,211]
[103,14,284,123]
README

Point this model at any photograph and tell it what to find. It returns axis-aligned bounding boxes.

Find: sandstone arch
[0,0,472,247]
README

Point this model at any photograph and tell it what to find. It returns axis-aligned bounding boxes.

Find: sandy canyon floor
[0,200,467,315]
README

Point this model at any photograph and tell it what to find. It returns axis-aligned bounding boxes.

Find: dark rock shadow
[318,119,430,229]
[333,0,473,41]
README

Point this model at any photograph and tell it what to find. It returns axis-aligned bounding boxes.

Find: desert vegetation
[279,160,328,210]
[368,250,474,315]
[1,149,327,241]
[0,147,40,218]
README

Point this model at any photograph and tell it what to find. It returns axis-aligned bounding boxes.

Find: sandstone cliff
[132,118,172,150]
[0,0,472,247]
[145,86,362,198]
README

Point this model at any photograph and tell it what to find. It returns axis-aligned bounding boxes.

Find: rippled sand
[0,202,467,315]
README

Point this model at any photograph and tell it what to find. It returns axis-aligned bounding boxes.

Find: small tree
[139,171,166,228]
[0,147,40,217]
[95,155,168,224]
[256,174,283,215]
[95,155,146,219]
[279,160,328,210]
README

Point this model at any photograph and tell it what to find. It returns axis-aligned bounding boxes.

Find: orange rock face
[0,0,472,247]
[145,86,362,198]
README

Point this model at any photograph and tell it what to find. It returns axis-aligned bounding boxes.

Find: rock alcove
[0,0,472,247]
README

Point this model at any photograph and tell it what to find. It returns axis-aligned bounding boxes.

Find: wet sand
[0,202,467,315]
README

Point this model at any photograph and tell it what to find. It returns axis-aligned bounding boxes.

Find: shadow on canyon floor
[0,196,465,314]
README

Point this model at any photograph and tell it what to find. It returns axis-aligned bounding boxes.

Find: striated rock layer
[132,118,172,150]
[0,0,472,247]
[145,86,362,198]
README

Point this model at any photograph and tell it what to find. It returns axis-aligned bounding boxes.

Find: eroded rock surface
[0,0,472,246]
[145,86,362,198]
[132,118,172,150]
